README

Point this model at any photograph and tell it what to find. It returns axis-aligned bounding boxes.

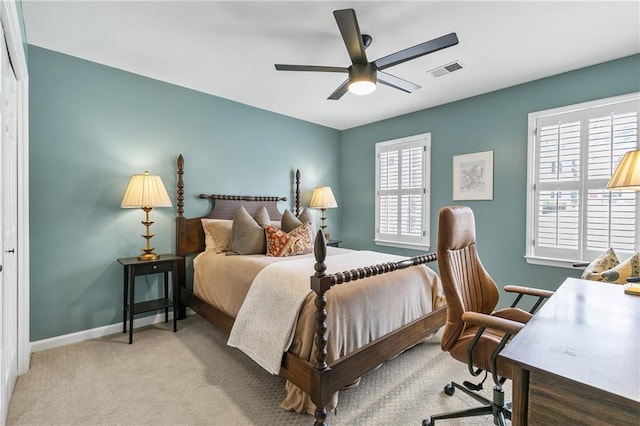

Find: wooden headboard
[175,154,301,257]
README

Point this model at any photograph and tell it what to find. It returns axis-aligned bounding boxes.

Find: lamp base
[137,206,159,261]
[137,252,159,261]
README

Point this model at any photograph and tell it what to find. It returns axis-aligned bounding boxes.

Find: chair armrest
[462,311,525,335]
[504,285,554,299]
[462,311,526,383]
[572,262,590,269]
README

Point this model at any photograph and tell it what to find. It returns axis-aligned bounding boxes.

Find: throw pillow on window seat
[600,252,640,284]
[581,247,619,281]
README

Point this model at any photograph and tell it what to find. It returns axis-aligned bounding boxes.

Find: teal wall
[340,54,640,298]
[29,44,639,341]
[28,46,341,341]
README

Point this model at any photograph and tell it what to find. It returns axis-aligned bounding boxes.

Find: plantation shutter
[375,134,430,249]
[532,99,639,262]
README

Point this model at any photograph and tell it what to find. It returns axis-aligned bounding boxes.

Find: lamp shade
[310,186,338,209]
[121,171,172,208]
[606,149,640,190]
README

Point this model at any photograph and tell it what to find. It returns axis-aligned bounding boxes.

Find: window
[375,133,430,250]
[526,93,640,267]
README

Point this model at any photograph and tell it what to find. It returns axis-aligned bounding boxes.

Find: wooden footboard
[174,154,445,426]
[300,232,442,425]
[177,247,444,426]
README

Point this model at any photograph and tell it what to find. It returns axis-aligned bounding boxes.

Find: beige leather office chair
[423,206,553,426]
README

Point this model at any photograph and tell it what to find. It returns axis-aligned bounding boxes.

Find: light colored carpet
[8,315,509,425]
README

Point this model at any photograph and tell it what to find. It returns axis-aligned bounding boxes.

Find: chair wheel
[444,384,455,396]
[422,419,433,426]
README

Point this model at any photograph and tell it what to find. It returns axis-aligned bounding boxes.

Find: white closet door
[0,20,18,425]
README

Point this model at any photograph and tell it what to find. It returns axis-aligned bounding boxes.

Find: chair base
[423,382,511,426]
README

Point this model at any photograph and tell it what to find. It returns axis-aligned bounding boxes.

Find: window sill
[524,255,583,270]
[374,239,430,251]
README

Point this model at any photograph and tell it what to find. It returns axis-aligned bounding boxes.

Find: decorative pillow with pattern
[227,206,271,255]
[287,223,314,255]
[201,219,233,253]
[264,225,294,257]
[264,223,314,257]
[581,247,619,281]
[600,252,640,284]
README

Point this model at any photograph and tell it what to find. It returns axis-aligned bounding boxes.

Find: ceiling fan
[274,8,459,100]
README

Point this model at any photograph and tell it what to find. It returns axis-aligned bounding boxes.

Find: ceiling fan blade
[328,80,350,100]
[373,32,459,71]
[275,64,348,73]
[333,9,368,65]
[377,71,421,93]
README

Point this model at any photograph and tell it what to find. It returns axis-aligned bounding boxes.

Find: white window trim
[374,133,431,251]
[525,92,640,269]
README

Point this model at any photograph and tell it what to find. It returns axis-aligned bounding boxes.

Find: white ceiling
[23,1,640,130]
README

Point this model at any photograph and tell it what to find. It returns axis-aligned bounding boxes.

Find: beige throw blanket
[226,254,317,374]
[227,250,427,375]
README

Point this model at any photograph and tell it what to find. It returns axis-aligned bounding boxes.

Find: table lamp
[310,186,338,241]
[606,149,640,190]
[606,148,640,295]
[121,171,172,260]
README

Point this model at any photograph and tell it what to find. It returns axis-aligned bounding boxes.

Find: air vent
[428,61,464,77]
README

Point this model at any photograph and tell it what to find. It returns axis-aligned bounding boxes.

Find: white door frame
[1,0,30,376]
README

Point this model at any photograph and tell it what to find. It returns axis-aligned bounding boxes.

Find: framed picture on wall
[452,150,493,200]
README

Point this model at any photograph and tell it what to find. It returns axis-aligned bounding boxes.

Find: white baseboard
[30,310,194,353]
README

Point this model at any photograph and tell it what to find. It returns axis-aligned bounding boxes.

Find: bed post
[310,230,332,426]
[176,154,187,320]
[295,169,301,216]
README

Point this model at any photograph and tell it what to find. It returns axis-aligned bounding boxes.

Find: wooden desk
[500,278,640,425]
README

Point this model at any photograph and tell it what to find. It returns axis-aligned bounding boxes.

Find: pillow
[227,206,271,255]
[288,223,314,255]
[281,208,314,233]
[201,219,233,253]
[264,223,314,257]
[581,247,619,281]
[600,252,640,284]
[298,208,314,226]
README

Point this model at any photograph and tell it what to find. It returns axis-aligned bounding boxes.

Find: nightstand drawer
[134,260,174,275]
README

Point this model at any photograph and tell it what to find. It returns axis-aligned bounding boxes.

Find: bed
[174,154,446,425]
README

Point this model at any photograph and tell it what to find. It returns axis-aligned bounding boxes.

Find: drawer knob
[152,265,158,269]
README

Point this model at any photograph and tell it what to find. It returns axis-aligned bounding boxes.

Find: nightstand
[327,239,342,248]
[117,254,182,344]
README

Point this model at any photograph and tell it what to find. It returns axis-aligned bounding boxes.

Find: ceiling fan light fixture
[348,80,376,95]
[274,9,459,100]
[348,63,377,96]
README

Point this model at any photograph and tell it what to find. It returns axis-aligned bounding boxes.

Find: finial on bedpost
[314,229,327,270]
[177,154,184,218]
[295,169,301,216]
